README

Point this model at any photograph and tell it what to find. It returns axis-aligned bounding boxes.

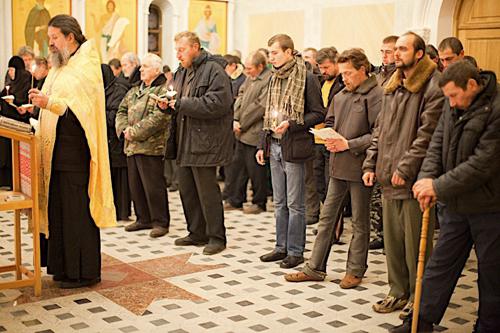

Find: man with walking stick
[390,61,500,333]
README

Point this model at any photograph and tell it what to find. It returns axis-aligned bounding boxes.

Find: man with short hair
[363,32,444,318]
[225,51,272,214]
[369,35,399,251]
[438,37,464,70]
[256,34,325,269]
[120,51,141,85]
[25,14,116,288]
[116,53,171,238]
[223,54,246,99]
[303,47,318,68]
[108,58,122,77]
[33,57,49,89]
[284,48,382,287]
[18,45,35,72]
[307,47,345,229]
[390,61,500,333]
[166,31,233,255]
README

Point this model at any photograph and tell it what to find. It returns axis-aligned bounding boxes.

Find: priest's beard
[49,46,70,68]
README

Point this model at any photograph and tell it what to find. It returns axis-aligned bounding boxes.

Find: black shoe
[203,243,226,255]
[174,235,208,246]
[168,184,178,192]
[306,217,319,225]
[150,226,169,238]
[59,277,101,289]
[389,317,433,333]
[52,274,65,282]
[369,238,384,250]
[260,250,287,262]
[125,221,152,232]
[280,256,304,269]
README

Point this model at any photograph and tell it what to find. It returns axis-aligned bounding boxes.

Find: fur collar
[384,55,437,94]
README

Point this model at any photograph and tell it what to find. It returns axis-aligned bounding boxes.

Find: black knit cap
[8,56,25,70]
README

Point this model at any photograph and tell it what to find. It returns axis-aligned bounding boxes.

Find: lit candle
[271,108,279,129]
[5,85,10,96]
[166,84,177,99]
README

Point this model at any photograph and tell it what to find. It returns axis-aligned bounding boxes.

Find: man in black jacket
[167,31,233,255]
[256,34,325,269]
[391,61,500,333]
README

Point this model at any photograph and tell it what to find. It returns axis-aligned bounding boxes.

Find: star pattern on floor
[13,253,226,315]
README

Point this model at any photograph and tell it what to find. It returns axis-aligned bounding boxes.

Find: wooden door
[456,0,500,76]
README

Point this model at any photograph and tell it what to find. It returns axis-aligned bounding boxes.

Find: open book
[309,127,345,141]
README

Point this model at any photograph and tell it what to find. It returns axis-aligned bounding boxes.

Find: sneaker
[125,221,152,232]
[243,204,265,214]
[284,271,323,282]
[369,238,384,250]
[339,274,362,289]
[399,301,414,320]
[149,226,169,238]
[372,295,408,313]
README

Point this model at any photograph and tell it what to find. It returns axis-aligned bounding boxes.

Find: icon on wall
[188,0,227,55]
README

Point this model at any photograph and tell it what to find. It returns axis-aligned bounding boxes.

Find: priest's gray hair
[141,53,163,73]
[121,52,140,66]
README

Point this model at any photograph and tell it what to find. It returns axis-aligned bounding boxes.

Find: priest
[25,15,116,288]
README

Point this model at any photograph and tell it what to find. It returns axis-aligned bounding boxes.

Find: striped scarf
[263,53,306,130]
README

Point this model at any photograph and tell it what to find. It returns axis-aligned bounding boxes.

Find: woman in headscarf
[101,63,132,221]
[0,55,33,188]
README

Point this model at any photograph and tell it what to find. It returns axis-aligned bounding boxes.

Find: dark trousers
[227,141,267,209]
[47,170,100,280]
[223,141,247,206]
[420,205,500,333]
[312,144,330,203]
[127,155,170,227]
[370,182,383,240]
[111,167,131,220]
[178,165,226,245]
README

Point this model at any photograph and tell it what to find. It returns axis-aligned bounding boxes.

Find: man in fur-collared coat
[362,32,445,319]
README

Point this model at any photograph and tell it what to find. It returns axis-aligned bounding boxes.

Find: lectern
[0,125,41,296]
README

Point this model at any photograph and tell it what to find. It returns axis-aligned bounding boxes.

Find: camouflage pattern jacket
[115,74,170,157]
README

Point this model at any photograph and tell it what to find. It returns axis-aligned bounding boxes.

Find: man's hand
[255,149,265,166]
[233,121,241,134]
[273,120,289,135]
[391,171,406,187]
[168,99,176,110]
[413,178,437,211]
[17,105,34,115]
[325,137,349,153]
[158,100,168,110]
[123,127,132,141]
[362,172,376,187]
[28,88,49,109]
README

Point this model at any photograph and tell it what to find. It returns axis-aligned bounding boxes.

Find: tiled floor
[0,190,478,332]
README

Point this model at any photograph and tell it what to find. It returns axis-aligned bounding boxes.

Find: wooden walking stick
[412,207,431,333]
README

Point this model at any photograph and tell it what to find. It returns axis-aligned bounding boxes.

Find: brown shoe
[243,204,265,214]
[339,274,362,289]
[223,202,242,211]
[284,271,323,282]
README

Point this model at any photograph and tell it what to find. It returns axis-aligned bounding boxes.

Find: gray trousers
[304,178,372,279]
[383,198,434,301]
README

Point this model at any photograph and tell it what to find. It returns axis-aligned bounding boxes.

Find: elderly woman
[115,53,171,238]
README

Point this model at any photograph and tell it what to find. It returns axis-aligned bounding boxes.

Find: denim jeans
[269,141,306,257]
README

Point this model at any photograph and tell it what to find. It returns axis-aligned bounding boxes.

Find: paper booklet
[309,127,345,140]
[0,116,33,133]
[149,93,168,102]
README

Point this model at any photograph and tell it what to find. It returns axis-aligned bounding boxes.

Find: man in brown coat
[284,48,382,288]
[362,32,444,319]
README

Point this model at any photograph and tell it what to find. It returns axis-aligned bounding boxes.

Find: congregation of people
[0,14,499,333]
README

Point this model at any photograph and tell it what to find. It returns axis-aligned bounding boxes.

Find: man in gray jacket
[225,51,271,214]
[391,61,500,333]
[284,48,382,288]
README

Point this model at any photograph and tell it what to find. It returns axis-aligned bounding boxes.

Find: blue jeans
[269,141,306,257]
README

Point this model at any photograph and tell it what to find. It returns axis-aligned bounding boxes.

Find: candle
[166,84,177,99]
[5,85,10,95]
[27,64,37,106]
[271,108,279,129]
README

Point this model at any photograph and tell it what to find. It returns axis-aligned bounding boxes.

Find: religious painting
[12,0,71,58]
[188,0,227,55]
[85,0,137,63]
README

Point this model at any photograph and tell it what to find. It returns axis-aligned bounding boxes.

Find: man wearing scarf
[256,34,325,269]
[26,15,116,288]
